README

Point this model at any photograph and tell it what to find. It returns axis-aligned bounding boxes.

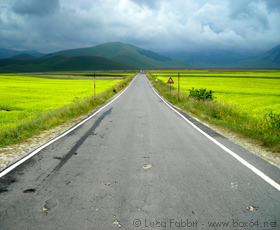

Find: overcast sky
[0,0,279,53]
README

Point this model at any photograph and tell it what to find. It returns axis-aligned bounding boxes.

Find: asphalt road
[0,73,279,230]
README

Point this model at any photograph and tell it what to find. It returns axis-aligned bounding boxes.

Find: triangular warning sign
[167,77,174,84]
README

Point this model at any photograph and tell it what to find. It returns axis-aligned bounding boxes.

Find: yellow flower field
[0,74,124,132]
[150,70,280,115]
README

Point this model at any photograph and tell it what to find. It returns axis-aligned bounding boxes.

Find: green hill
[263,45,280,65]
[0,55,134,73]
[49,42,191,69]
[0,48,44,59]
[250,45,280,68]
[10,54,36,60]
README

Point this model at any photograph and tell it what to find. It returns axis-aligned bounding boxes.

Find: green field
[150,70,280,115]
[0,72,136,147]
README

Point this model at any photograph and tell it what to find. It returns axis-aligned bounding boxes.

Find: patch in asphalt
[113,219,122,227]
[53,157,62,160]
[231,182,238,189]
[247,205,258,211]
[23,188,36,193]
[42,197,58,214]
[65,180,72,185]
[143,164,153,169]
[103,181,117,186]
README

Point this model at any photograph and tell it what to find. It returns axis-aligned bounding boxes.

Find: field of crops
[0,73,127,133]
[150,70,280,115]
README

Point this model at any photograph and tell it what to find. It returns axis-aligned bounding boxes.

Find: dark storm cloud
[228,0,269,29]
[12,0,59,17]
[265,0,280,11]
[129,0,161,9]
[0,0,279,53]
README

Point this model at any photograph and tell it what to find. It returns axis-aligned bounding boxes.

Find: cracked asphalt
[0,73,279,230]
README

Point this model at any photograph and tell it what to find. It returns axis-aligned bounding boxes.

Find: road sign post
[167,77,174,92]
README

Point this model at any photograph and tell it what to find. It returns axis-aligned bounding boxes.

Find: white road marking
[0,74,139,178]
[148,76,280,192]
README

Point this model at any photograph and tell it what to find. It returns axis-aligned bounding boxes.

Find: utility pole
[178,72,180,101]
[94,72,96,100]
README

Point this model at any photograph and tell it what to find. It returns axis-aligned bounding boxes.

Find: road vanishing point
[0,73,279,230]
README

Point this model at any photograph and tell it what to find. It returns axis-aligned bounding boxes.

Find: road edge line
[0,73,139,179]
[147,76,280,192]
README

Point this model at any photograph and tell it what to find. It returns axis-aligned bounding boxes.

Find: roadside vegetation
[0,71,137,148]
[147,70,280,153]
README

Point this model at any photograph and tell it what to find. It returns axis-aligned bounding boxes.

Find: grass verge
[0,74,135,148]
[147,72,280,154]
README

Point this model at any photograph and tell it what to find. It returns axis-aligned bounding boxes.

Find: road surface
[0,73,279,229]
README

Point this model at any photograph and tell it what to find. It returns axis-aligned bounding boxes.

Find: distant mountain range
[46,42,189,69]
[162,45,280,68]
[0,48,45,59]
[0,42,279,73]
